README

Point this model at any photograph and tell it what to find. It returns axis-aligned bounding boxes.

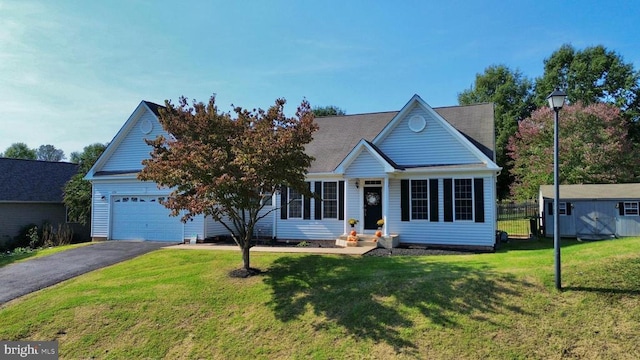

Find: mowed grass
[1,238,640,359]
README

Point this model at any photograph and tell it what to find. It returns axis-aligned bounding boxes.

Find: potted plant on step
[348,218,359,228]
[375,219,384,237]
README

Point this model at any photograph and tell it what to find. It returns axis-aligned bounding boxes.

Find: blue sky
[1,0,639,158]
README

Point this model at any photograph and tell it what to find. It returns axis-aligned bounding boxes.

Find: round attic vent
[140,119,153,134]
[408,115,426,133]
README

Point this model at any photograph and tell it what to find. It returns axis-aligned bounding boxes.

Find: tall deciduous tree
[63,143,108,224]
[312,105,346,117]
[534,44,640,116]
[458,65,534,199]
[36,144,65,161]
[2,142,36,160]
[508,102,639,199]
[139,96,318,273]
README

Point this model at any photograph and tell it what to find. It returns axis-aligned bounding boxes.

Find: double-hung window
[410,180,428,220]
[454,179,473,221]
[558,202,567,215]
[288,188,303,218]
[322,182,338,219]
[624,202,639,216]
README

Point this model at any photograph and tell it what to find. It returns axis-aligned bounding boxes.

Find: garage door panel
[111,195,183,241]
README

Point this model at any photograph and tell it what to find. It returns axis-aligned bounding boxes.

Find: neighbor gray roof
[540,183,640,200]
[0,158,79,202]
[305,103,495,173]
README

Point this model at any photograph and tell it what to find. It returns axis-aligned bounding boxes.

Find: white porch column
[343,178,349,235]
[383,177,389,236]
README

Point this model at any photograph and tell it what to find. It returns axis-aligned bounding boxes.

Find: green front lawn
[1,238,639,359]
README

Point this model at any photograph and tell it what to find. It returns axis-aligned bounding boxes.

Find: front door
[364,187,382,230]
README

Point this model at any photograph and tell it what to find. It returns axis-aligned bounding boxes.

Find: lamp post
[547,89,567,290]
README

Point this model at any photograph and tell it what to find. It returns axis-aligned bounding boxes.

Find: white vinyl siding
[387,176,495,247]
[275,185,343,240]
[377,105,478,166]
[344,149,385,178]
[90,179,204,241]
[101,109,169,172]
[204,205,274,238]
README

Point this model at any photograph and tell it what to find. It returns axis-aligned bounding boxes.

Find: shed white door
[111,195,183,241]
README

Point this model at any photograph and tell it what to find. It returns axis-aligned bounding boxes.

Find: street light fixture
[547,88,567,290]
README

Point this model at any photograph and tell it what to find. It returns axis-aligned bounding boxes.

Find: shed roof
[0,158,79,202]
[540,183,640,200]
[305,103,495,173]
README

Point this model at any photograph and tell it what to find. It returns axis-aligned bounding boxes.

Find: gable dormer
[373,95,496,169]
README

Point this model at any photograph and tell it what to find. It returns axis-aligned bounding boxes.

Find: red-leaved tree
[508,102,639,199]
[139,96,317,273]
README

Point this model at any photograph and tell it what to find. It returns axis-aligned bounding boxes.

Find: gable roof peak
[142,100,165,117]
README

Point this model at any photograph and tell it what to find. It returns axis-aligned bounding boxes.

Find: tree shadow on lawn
[263,255,532,352]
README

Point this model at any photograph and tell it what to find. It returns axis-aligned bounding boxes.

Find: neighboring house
[85,95,501,248]
[0,158,88,243]
[539,183,640,240]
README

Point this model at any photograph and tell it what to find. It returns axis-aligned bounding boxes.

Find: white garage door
[111,195,183,241]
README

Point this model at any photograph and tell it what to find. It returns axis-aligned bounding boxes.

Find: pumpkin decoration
[350,230,357,236]
[347,234,359,245]
[375,230,382,237]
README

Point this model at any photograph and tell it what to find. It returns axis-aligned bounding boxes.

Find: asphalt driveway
[0,241,171,305]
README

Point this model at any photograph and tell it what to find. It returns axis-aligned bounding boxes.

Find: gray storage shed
[539,184,640,240]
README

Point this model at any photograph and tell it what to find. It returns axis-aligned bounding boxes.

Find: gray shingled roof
[305,103,495,173]
[143,101,163,117]
[0,158,79,202]
[540,184,640,200]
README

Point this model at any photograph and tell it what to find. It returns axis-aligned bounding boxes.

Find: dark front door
[364,187,382,230]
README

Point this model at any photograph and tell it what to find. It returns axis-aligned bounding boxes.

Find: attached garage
[111,195,184,241]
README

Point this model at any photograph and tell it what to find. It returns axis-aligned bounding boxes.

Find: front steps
[335,234,399,249]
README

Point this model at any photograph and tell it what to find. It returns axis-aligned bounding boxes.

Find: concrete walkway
[0,241,170,305]
[166,243,374,255]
